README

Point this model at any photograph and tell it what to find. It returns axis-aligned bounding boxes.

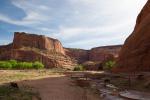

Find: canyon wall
[89,45,121,62]
[0,32,121,69]
[65,45,121,63]
[117,0,150,72]
[64,48,89,63]
[0,32,75,69]
[13,32,65,55]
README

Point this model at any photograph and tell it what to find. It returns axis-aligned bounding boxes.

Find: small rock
[144,81,150,88]
[136,74,144,80]
[10,82,19,89]
[104,79,110,83]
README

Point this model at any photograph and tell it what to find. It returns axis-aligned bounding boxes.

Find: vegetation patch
[0,60,44,69]
[103,60,116,71]
[0,84,41,100]
[73,65,85,71]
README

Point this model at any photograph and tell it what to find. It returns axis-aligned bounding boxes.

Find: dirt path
[20,75,100,100]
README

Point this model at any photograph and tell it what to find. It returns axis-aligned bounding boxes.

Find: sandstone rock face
[65,45,121,69]
[82,61,103,71]
[0,44,12,54]
[0,32,76,69]
[64,48,89,63]
[0,32,121,70]
[0,50,56,68]
[89,45,121,62]
[13,32,65,55]
[117,0,150,72]
[0,49,76,69]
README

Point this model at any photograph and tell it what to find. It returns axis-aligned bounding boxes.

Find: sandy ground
[19,75,100,100]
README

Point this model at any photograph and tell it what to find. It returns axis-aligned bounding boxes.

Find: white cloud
[0,0,51,26]
[0,14,39,25]
[50,16,135,43]
[0,0,148,49]
[11,0,50,21]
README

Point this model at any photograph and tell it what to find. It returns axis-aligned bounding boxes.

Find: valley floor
[0,70,100,100]
[20,75,100,100]
[0,70,150,100]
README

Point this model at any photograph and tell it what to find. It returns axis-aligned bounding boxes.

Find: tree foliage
[0,60,44,69]
[73,65,85,71]
[103,60,116,71]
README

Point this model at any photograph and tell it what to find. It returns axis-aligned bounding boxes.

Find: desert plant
[18,62,33,69]
[0,61,12,69]
[33,61,44,69]
[103,60,116,71]
[9,60,18,68]
[73,65,85,71]
[0,60,44,69]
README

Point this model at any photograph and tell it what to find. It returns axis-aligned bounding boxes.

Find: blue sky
[0,0,147,49]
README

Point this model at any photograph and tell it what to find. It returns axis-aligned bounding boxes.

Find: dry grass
[0,69,63,84]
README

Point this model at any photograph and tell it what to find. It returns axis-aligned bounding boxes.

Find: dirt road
[20,75,100,100]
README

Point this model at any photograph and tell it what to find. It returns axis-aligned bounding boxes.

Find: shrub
[9,60,17,68]
[73,65,85,71]
[103,60,116,71]
[0,61,12,69]
[33,61,44,69]
[0,60,44,69]
[17,62,33,69]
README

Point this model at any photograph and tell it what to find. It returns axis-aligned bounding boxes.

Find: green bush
[0,60,44,69]
[103,60,116,71]
[9,60,17,68]
[33,61,44,69]
[17,62,33,69]
[73,65,85,71]
[0,61,12,69]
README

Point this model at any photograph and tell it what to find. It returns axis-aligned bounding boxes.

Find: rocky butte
[13,32,65,54]
[0,32,122,70]
[117,0,150,72]
[0,32,76,69]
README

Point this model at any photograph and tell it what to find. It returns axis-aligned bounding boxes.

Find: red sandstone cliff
[64,48,89,63]
[117,0,150,72]
[64,45,121,71]
[65,45,121,63]
[0,32,76,69]
[89,45,121,62]
[0,32,121,69]
[13,32,65,55]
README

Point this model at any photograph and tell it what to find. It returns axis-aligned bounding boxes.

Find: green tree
[0,60,44,69]
[9,60,17,68]
[0,61,12,69]
[33,61,44,69]
[73,65,85,71]
[17,62,33,69]
[103,60,116,71]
